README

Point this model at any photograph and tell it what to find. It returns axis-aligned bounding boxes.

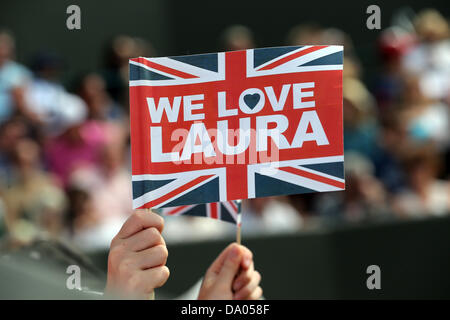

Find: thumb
[218,244,242,285]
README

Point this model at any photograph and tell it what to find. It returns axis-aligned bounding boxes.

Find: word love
[147,82,330,163]
[147,82,316,122]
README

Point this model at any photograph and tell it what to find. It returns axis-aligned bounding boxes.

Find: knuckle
[135,211,146,225]
[108,244,125,264]
[155,266,170,288]
[155,244,169,262]
[131,210,143,223]
[238,270,251,283]
[154,214,164,231]
[145,227,160,243]
[255,271,261,283]
[241,286,252,297]
[162,265,170,278]
[245,248,253,260]
[258,287,263,298]
[244,269,253,280]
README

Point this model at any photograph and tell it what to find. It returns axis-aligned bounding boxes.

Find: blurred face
[409,163,434,190]
[0,121,27,153]
[403,78,426,105]
[13,139,40,168]
[344,174,362,199]
[226,35,254,51]
[113,36,137,65]
[0,34,14,66]
[82,74,106,97]
[291,31,323,46]
[380,124,407,152]
[101,143,124,173]
[343,98,361,128]
[246,197,272,215]
[64,124,84,143]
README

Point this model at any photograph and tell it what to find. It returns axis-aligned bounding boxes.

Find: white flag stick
[236,213,242,245]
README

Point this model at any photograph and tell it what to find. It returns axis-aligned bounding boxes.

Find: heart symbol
[243,93,261,110]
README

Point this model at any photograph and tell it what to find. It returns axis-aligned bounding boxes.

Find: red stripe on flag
[258,46,327,71]
[165,205,191,215]
[146,175,214,208]
[279,166,345,189]
[229,201,238,212]
[209,202,218,219]
[136,58,198,79]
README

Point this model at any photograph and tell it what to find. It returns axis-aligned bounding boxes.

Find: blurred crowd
[0,8,449,251]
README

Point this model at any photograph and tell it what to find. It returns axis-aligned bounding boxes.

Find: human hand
[198,243,262,300]
[105,209,169,299]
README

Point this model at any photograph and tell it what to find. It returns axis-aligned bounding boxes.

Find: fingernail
[228,246,240,261]
[243,257,251,268]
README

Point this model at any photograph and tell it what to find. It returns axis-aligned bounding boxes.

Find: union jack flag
[130,45,344,209]
[156,200,241,225]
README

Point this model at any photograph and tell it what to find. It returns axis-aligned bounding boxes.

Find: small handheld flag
[155,200,243,244]
[156,200,241,225]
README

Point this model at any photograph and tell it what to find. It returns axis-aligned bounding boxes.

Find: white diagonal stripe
[274,45,343,71]
[151,57,220,79]
[296,165,345,183]
[133,174,218,209]
[253,46,313,71]
[130,59,182,79]
[259,169,342,192]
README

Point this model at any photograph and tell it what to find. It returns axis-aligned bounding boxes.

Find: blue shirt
[0,61,31,123]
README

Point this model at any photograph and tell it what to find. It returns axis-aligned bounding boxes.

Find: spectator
[315,152,390,224]
[373,26,414,111]
[102,35,154,108]
[0,29,31,124]
[65,124,132,250]
[393,146,450,217]
[286,23,323,46]
[372,112,410,194]
[2,138,66,239]
[402,9,450,101]
[77,72,125,123]
[221,25,255,51]
[241,197,303,234]
[343,77,379,160]
[0,117,32,188]
[44,95,108,187]
[23,51,71,137]
[399,75,450,151]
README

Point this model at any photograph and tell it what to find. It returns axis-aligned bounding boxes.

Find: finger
[233,261,254,291]
[233,271,261,300]
[117,209,164,240]
[206,243,240,277]
[143,266,170,289]
[217,244,242,285]
[126,227,165,252]
[239,246,253,270]
[246,286,263,300]
[128,266,170,297]
[135,244,168,270]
